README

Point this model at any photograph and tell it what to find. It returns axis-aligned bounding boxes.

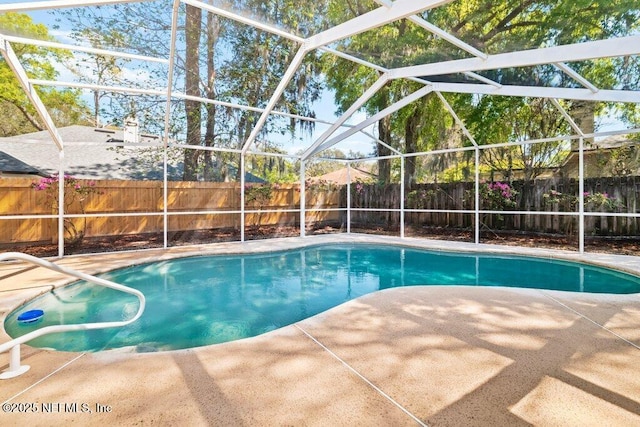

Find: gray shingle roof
[0,151,45,175]
[0,125,265,183]
[0,125,178,180]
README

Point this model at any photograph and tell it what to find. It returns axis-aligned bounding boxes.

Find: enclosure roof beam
[31,79,167,96]
[0,0,152,12]
[31,78,386,144]
[302,73,391,160]
[319,47,388,73]
[163,0,180,152]
[434,92,477,147]
[310,85,435,158]
[463,71,502,88]
[553,62,599,93]
[432,82,640,104]
[550,99,584,136]
[374,0,487,60]
[306,0,456,50]
[0,34,169,64]
[0,37,64,151]
[391,35,640,80]
[183,0,304,44]
[320,47,431,87]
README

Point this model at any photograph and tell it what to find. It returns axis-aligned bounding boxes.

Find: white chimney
[124,116,139,144]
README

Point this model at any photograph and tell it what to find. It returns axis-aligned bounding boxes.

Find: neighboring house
[309,166,377,185]
[0,125,176,180]
[476,134,638,182]
[556,134,639,179]
[0,151,45,178]
[0,125,264,182]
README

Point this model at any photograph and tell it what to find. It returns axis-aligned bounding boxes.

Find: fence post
[347,163,351,233]
[474,147,480,244]
[578,137,585,253]
[300,160,306,237]
[400,156,405,238]
[241,156,245,242]
[58,152,65,257]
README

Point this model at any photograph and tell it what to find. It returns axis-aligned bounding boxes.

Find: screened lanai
[0,0,639,257]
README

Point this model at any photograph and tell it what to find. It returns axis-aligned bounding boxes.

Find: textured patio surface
[1,235,639,426]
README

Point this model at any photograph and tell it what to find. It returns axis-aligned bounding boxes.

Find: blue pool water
[5,244,640,352]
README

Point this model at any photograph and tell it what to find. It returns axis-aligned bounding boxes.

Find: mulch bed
[5,225,640,257]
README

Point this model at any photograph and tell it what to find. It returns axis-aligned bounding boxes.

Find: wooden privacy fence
[348,176,640,236]
[0,178,341,245]
[5,175,638,245]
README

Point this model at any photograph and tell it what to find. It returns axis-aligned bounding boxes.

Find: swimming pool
[5,243,640,352]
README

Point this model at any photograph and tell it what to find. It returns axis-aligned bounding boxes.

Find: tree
[217,0,324,152]
[57,0,325,181]
[461,96,570,182]
[183,4,203,181]
[323,0,640,185]
[55,3,178,135]
[65,29,129,127]
[0,13,90,136]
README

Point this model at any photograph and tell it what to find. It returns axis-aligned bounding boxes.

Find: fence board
[1,178,340,245]
[350,177,640,236]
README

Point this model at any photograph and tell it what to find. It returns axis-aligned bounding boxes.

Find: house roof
[2,125,162,144]
[0,126,176,180]
[558,135,639,178]
[0,125,264,182]
[310,166,377,185]
[0,151,45,176]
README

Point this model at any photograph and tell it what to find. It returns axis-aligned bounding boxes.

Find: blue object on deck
[17,309,44,324]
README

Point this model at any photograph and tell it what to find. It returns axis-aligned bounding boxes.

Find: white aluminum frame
[0,0,638,256]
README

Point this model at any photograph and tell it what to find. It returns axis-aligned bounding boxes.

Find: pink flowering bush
[32,174,100,245]
[583,191,621,210]
[479,181,518,211]
[543,189,621,211]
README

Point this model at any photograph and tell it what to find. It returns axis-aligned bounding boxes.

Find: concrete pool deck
[1,234,639,426]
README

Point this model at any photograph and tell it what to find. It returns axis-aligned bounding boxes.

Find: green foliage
[244,184,274,206]
[244,182,277,228]
[406,188,436,209]
[218,0,326,148]
[543,189,623,211]
[608,146,640,177]
[305,178,340,192]
[323,1,639,185]
[246,150,299,183]
[0,13,90,135]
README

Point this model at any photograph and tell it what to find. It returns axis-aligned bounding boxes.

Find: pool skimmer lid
[17,309,44,324]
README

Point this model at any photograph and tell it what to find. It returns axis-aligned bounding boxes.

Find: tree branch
[0,94,43,131]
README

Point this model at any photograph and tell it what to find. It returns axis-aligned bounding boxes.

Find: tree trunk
[378,115,392,184]
[183,4,202,181]
[93,90,100,127]
[203,10,220,182]
[404,107,420,189]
